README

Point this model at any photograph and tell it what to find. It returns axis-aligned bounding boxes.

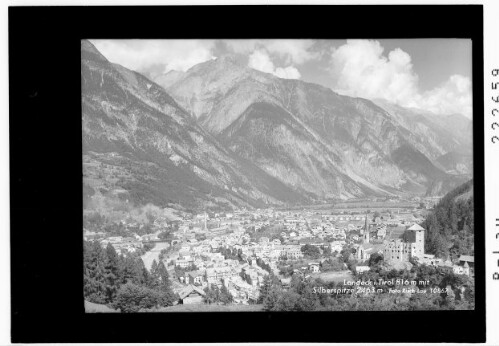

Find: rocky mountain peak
[215,54,240,65]
[185,54,247,77]
[81,40,108,62]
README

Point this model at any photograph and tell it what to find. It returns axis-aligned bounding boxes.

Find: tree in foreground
[219,284,233,304]
[368,253,383,268]
[258,273,281,304]
[203,283,233,304]
[263,286,282,310]
[104,243,121,303]
[155,261,177,305]
[84,241,107,304]
[112,282,176,312]
[113,283,160,313]
[204,284,220,304]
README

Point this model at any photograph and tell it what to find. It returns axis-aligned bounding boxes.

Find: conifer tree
[119,254,138,284]
[204,284,219,304]
[155,260,176,306]
[135,258,150,286]
[103,243,120,303]
[83,241,107,304]
[157,261,170,288]
[263,286,282,310]
[258,274,278,304]
[149,259,160,289]
[219,283,233,304]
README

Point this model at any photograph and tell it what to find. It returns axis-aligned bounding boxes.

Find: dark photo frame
[9,5,484,343]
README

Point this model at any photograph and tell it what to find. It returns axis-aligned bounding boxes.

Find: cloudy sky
[91,39,472,118]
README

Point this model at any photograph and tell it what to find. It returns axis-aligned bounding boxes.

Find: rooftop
[459,255,474,263]
[407,224,425,231]
[178,284,206,300]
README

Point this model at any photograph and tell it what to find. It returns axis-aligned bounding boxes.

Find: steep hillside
[153,70,186,90]
[82,40,309,212]
[422,179,474,260]
[436,151,473,175]
[220,102,380,198]
[372,99,472,173]
[167,57,471,198]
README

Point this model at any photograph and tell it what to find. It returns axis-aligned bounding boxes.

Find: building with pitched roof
[186,270,205,286]
[178,284,206,304]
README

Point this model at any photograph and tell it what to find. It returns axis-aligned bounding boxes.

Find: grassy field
[84,300,264,313]
[154,303,264,312]
[84,300,118,313]
[310,270,354,283]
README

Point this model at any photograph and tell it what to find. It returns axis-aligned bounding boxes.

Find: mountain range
[82,40,472,212]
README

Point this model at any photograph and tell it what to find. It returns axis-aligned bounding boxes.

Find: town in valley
[84,192,475,312]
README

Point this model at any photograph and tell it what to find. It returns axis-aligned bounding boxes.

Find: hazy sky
[91,39,472,118]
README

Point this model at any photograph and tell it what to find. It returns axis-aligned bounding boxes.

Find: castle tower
[407,223,425,258]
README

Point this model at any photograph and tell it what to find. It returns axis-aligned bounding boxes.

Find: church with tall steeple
[356,213,381,261]
[362,213,370,244]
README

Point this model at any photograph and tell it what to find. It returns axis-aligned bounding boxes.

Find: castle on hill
[383,223,425,262]
[356,219,426,263]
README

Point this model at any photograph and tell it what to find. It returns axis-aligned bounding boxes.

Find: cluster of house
[354,221,474,277]
[87,205,473,307]
[176,260,267,304]
[372,223,387,239]
[170,211,432,288]
[83,229,106,241]
[419,254,474,276]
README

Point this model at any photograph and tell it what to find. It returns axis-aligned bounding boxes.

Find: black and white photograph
[8,2,493,343]
[82,38,475,313]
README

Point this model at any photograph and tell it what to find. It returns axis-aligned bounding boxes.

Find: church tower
[363,213,370,243]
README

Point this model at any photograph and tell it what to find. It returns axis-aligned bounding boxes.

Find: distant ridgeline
[422,179,474,261]
[82,40,472,211]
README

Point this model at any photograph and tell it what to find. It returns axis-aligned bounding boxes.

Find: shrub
[113,283,162,313]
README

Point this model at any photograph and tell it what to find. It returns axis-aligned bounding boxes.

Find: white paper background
[484,0,499,344]
[1,0,498,345]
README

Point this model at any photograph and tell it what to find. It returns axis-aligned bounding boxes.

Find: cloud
[223,39,260,55]
[264,40,317,65]
[248,49,275,74]
[90,39,311,81]
[329,40,419,105]
[419,75,472,117]
[225,39,317,65]
[90,39,216,75]
[275,66,301,79]
[328,39,472,118]
[248,49,301,79]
